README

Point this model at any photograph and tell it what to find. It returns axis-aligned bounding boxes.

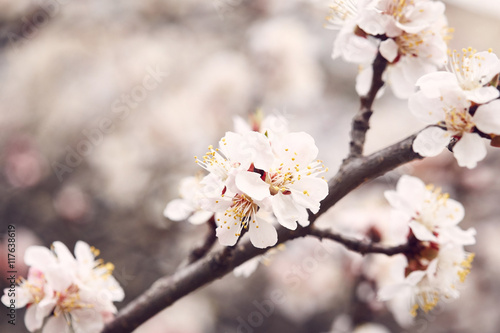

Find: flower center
[396,31,425,57]
[54,284,93,318]
[447,48,492,91]
[218,194,259,237]
[384,0,412,21]
[195,144,235,181]
[328,0,359,27]
[443,106,474,135]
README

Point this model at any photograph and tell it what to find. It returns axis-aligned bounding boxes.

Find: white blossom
[384,175,475,245]
[1,241,124,333]
[410,49,500,168]
[163,175,213,225]
[378,243,474,324]
[329,0,450,98]
[197,130,328,248]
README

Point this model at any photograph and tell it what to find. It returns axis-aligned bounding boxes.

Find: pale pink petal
[335,33,378,64]
[25,305,43,332]
[43,316,69,333]
[408,91,445,124]
[235,171,270,201]
[356,65,373,96]
[71,309,105,333]
[444,226,476,245]
[412,127,450,157]
[232,116,251,134]
[289,177,329,213]
[36,297,57,323]
[465,86,499,104]
[396,175,426,211]
[475,51,500,84]
[379,39,399,63]
[44,266,73,291]
[188,210,213,225]
[396,1,445,34]
[386,63,417,99]
[271,193,300,230]
[178,177,199,200]
[358,9,387,35]
[274,132,318,170]
[409,221,437,242]
[74,241,94,268]
[453,132,486,169]
[406,269,427,286]
[24,246,56,269]
[248,216,278,249]
[473,99,500,134]
[215,215,242,246]
[437,199,465,227]
[52,241,76,267]
[415,72,457,98]
[384,191,414,215]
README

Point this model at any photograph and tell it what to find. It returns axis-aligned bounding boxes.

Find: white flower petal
[215,216,242,246]
[412,127,450,157]
[453,132,486,169]
[406,269,427,286]
[408,91,445,124]
[25,305,43,332]
[52,241,76,267]
[384,191,414,216]
[409,220,437,242]
[396,1,445,34]
[396,175,426,211]
[387,63,418,99]
[271,193,300,230]
[465,86,499,104]
[379,39,399,62]
[289,177,328,214]
[24,246,56,270]
[248,217,278,249]
[235,171,270,201]
[188,210,213,225]
[437,199,464,227]
[274,132,319,170]
[415,72,457,98]
[443,227,476,246]
[43,316,69,333]
[356,65,373,96]
[44,266,73,291]
[474,99,500,134]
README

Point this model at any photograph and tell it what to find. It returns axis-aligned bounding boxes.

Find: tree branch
[308,227,411,256]
[102,132,422,333]
[348,52,388,159]
[187,216,217,264]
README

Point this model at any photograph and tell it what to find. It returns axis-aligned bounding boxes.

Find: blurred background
[1,0,500,332]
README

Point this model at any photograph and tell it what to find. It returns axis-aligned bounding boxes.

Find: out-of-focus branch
[187,216,217,264]
[308,227,411,256]
[102,132,422,333]
[347,52,388,159]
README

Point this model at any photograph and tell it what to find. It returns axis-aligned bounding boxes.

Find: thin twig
[347,52,388,159]
[102,132,422,333]
[308,227,411,256]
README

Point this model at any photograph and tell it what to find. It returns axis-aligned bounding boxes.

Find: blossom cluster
[410,48,500,168]
[329,0,450,98]
[378,175,475,323]
[164,113,329,248]
[1,241,124,333]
